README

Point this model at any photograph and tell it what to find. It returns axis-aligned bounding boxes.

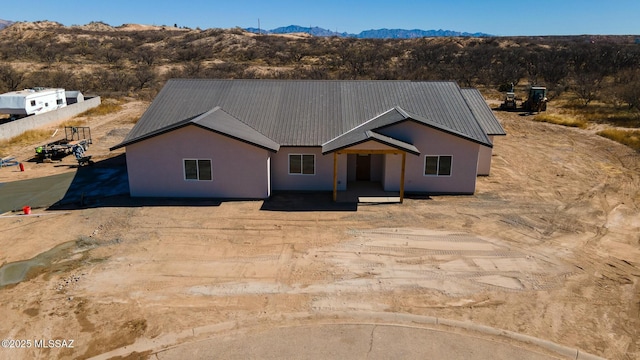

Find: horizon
[1,0,639,36]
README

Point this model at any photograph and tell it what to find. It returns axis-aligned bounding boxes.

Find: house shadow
[48,154,224,210]
[43,155,373,212]
[260,192,357,212]
[40,155,437,212]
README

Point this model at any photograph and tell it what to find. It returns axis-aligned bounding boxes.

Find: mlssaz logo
[34,339,75,348]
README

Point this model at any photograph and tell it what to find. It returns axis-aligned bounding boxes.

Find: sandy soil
[0,103,639,359]
[0,100,146,183]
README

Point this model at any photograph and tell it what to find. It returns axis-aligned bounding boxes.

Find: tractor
[523,86,548,113]
[500,91,517,110]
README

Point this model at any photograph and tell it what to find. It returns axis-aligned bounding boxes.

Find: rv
[0,88,67,118]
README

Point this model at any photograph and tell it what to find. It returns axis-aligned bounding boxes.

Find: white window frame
[423,155,453,177]
[288,154,316,175]
[183,158,213,181]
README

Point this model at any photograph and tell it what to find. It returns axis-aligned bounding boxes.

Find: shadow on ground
[48,154,224,210]
[2,154,386,213]
[48,154,129,209]
[0,154,130,214]
[261,192,357,212]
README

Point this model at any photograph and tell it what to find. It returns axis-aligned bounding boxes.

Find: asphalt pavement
[0,158,128,214]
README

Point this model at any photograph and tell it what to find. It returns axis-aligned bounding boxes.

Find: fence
[0,96,101,141]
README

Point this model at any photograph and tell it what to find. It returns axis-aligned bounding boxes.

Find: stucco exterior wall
[477,135,494,176]
[382,153,403,191]
[377,121,480,194]
[271,147,347,191]
[125,125,271,198]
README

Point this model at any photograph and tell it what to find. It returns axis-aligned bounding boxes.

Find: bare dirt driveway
[0,104,639,359]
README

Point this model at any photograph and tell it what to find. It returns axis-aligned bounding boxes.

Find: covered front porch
[322,122,421,204]
[331,148,409,203]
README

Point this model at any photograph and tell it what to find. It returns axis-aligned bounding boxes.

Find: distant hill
[0,19,15,30]
[0,18,490,38]
[245,25,492,38]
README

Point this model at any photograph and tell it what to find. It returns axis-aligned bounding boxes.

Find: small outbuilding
[65,90,84,105]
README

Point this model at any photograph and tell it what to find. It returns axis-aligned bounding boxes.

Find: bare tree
[572,71,603,106]
[616,69,640,111]
[0,64,25,91]
[136,47,158,66]
[133,65,156,90]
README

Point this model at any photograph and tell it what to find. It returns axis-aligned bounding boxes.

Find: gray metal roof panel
[116,79,495,149]
[321,107,412,153]
[460,88,507,136]
[365,131,420,155]
[193,107,280,151]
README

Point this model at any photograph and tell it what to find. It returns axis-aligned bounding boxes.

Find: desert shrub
[61,119,88,127]
[582,112,640,128]
[597,129,640,151]
[25,69,78,90]
[94,68,135,92]
[0,129,53,156]
[78,100,123,117]
[201,62,247,78]
[562,101,640,128]
[533,114,588,128]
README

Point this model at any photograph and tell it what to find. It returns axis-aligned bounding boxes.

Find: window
[56,99,63,105]
[424,155,452,176]
[184,159,212,181]
[289,154,315,175]
[30,100,36,106]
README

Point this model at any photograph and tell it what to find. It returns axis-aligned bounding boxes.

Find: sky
[2,0,639,36]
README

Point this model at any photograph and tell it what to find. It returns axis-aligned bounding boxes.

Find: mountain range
[244,25,492,38]
[0,19,14,30]
[0,19,491,38]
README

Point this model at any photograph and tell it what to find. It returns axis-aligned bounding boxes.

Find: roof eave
[109,120,193,151]
[110,122,280,152]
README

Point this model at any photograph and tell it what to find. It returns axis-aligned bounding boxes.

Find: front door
[356,154,371,181]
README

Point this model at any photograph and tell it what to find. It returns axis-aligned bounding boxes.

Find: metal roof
[460,88,507,136]
[321,127,420,155]
[321,106,487,154]
[112,79,495,151]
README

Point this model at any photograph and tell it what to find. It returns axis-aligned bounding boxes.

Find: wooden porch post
[400,151,406,203]
[333,152,338,202]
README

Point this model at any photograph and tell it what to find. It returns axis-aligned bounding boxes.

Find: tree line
[0,25,639,110]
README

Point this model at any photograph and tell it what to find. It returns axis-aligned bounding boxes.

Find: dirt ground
[0,102,639,359]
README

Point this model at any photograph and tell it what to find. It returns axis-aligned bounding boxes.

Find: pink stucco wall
[377,121,480,194]
[477,135,494,176]
[125,125,271,198]
[125,121,482,197]
[271,147,347,191]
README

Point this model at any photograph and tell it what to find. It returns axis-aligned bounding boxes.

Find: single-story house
[110,79,505,201]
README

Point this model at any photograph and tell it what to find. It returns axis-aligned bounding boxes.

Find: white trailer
[0,88,67,117]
